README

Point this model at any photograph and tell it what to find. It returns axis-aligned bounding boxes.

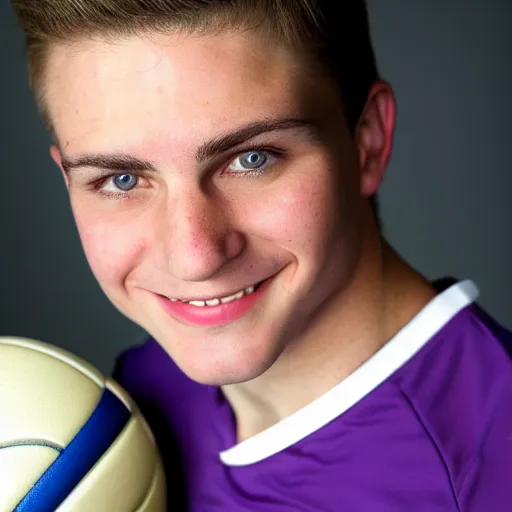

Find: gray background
[1,1,510,375]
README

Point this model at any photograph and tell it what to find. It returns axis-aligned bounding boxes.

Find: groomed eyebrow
[60,117,322,174]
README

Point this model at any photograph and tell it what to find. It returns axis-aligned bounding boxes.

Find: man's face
[44,30,365,385]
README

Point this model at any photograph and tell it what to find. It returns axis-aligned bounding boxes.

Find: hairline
[40,25,340,138]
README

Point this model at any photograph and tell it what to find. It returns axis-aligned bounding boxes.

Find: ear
[355,81,396,198]
[50,145,69,188]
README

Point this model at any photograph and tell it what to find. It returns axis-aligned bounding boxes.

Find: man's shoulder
[396,294,512,508]
[113,337,190,508]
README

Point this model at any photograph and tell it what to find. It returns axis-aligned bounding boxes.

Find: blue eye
[228,151,273,174]
[113,174,138,191]
[240,152,268,169]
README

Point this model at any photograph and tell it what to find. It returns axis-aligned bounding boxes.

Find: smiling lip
[157,278,273,327]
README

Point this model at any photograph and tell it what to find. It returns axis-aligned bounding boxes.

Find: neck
[221,221,437,443]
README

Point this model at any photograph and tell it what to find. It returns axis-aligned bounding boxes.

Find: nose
[156,188,245,282]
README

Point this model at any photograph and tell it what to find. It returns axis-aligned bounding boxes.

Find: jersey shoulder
[113,337,197,508]
[397,301,512,511]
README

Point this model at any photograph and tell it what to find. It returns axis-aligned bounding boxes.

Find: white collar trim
[219,280,479,467]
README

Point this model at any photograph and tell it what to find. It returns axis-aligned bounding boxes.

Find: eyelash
[89,145,285,199]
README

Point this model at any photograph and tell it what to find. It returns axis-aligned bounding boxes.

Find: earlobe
[50,145,69,188]
[355,82,396,198]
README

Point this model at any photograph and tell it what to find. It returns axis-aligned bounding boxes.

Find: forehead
[44,30,331,157]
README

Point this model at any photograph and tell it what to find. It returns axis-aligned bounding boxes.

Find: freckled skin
[44,30,386,388]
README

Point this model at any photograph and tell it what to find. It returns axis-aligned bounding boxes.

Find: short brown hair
[11,0,382,224]
[11,0,379,129]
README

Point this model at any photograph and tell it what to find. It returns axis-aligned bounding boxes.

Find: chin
[159,330,284,387]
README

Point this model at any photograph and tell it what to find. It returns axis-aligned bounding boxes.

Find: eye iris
[114,174,137,191]
[242,152,267,169]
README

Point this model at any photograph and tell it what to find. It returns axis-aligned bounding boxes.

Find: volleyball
[0,337,166,511]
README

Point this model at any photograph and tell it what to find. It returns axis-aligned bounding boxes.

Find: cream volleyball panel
[0,337,166,512]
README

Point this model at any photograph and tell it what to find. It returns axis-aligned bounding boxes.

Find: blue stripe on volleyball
[14,388,130,512]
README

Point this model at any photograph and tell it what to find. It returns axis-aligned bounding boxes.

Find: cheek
[245,170,339,253]
[72,205,146,287]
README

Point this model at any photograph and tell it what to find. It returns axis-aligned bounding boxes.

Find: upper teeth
[177,285,256,307]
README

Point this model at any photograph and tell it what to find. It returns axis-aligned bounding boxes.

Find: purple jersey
[114,280,512,511]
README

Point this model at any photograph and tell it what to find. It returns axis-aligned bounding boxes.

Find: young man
[11,0,512,510]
